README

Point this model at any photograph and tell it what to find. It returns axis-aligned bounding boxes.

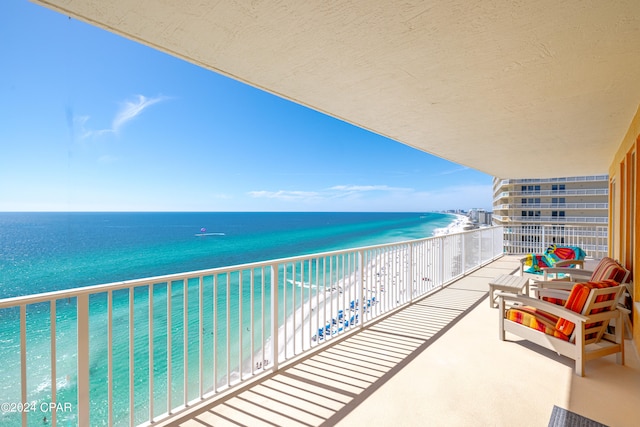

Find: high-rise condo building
[492,175,609,258]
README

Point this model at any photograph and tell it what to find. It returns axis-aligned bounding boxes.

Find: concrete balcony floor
[158,256,640,427]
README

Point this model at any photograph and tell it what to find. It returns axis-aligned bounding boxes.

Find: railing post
[493,226,497,257]
[354,250,364,329]
[50,300,58,427]
[461,233,466,275]
[129,288,134,426]
[478,230,483,265]
[149,285,155,422]
[439,237,445,287]
[271,264,279,371]
[77,294,90,427]
[357,250,364,326]
[407,244,413,302]
[20,305,27,427]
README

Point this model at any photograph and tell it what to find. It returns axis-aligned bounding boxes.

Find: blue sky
[1,1,492,212]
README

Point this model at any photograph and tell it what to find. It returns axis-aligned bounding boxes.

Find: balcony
[493,189,609,203]
[160,255,639,427]
[1,227,636,426]
[495,203,608,210]
[507,216,608,224]
[8,2,639,425]
[499,176,609,186]
[492,176,609,196]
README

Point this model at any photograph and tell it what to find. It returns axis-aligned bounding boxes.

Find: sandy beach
[432,213,472,235]
[242,214,469,378]
[261,241,437,369]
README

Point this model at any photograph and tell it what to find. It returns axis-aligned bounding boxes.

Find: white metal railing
[492,176,609,197]
[494,203,608,210]
[499,175,608,185]
[492,216,608,225]
[502,224,608,259]
[0,226,504,426]
[493,189,609,204]
[507,216,608,224]
[503,189,608,197]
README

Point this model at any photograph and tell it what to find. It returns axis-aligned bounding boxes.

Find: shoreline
[432,213,472,236]
[242,213,469,379]
[251,240,425,374]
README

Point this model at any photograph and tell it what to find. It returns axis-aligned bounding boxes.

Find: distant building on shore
[468,208,492,226]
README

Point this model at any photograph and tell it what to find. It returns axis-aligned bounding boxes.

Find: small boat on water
[195,227,225,237]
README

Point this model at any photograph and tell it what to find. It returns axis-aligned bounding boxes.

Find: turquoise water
[0,212,455,426]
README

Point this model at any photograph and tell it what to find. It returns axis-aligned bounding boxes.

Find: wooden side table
[489,274,530,308]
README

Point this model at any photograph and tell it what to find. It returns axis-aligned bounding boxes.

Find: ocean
[0,211,456,426]
[0,212,455,299]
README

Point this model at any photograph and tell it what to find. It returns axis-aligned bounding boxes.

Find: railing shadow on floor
[159,258,520,427]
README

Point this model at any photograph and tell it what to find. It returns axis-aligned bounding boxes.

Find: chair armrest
[587,308,624,323]
[624,282,633,297]
[495,291,588,323]
[532,280,577,290]
[535,288,571,301]
[519,257,527,275]
[543,268,592,281]
[554,259,585,269]
[618,305,631,315]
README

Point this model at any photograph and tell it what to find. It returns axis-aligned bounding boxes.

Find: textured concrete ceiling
[35,0,640,178]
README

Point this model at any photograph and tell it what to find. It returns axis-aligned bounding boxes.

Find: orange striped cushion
[506,306,569,341]
[542,296,567,306]
[555,279,619,336]
[590,257,626,283]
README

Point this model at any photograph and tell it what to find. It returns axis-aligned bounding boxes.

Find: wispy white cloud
[248,190,321,201]
[77,94,168,139]
[112,95,167,133]
[74,115,100,139]
[329,185,412,193]
[249,184,412,203]
[248,182,492,211]
[438,166,470,175]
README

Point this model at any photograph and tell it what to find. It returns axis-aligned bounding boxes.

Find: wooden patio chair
[531,257,632,338]
[540,256,629,283]
[497,279,625,376]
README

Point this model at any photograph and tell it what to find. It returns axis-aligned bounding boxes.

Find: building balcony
[492,175,609,196]
[505,216,608,224]
[494,202,608,211]
[157,255,639,427]
[493,189,609,204]
[1,228,635,426]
